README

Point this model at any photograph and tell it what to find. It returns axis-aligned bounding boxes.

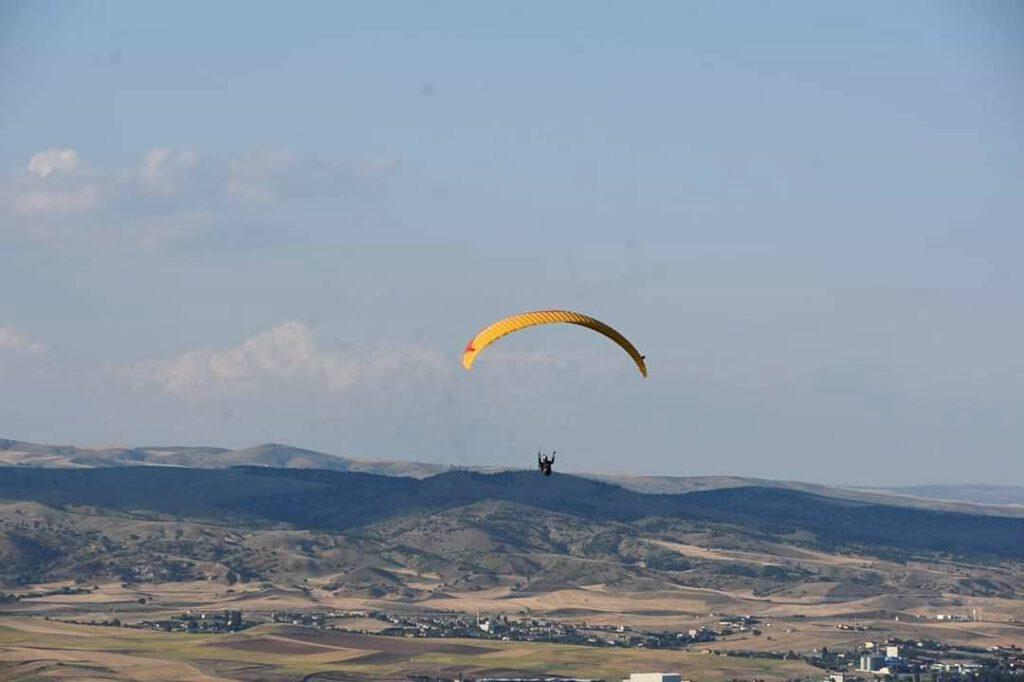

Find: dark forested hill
[0,466,1020,559]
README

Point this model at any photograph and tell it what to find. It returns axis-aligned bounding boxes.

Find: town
[67,606,1021,679]
[265,608,742,648]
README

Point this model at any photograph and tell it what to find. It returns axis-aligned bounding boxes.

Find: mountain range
[2,437,1021,515]
[1,437,1022,619]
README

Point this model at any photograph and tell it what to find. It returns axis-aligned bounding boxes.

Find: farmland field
[0,618,822,681]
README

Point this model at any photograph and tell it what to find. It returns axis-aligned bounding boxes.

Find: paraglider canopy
[462,309,647,377]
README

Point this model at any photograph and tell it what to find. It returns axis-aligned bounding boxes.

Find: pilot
[537,450,556,476]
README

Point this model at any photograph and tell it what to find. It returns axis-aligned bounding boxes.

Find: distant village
[53,605,1016,679]
[24,588,1019,682]
[341,610,721,649]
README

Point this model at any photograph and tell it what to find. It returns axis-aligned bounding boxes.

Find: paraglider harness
[537,450,556,476]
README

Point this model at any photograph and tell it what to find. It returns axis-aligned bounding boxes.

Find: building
[860,654,885,672]
[885,645,901,659]
[624,674,683,682]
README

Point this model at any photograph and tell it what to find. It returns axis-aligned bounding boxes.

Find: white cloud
[0,326,48,358]
[13,148,102,215]
[7,147,202,230]
[136,147,199,196]
[13,184,102,215]
[4,146,399,248]
[120,322,445,398]
[26,148,80,179]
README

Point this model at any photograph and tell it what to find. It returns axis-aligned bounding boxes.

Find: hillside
[0,437,469,478]
[2,480,1022,605]
[1,463,1022,675]
[3,437,1021,517]
[0,466,1021,560]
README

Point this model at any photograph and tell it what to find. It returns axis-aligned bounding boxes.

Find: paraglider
[538,450,556,476]
[461,309,646,477]
[461,310,647,377]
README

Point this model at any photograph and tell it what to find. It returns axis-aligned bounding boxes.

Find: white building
[624,674,683,682]
[885,645,901,659]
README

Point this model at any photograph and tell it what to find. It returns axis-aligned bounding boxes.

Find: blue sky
[1,1,1022,484]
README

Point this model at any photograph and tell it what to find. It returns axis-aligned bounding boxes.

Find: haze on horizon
[1,1,1022,486]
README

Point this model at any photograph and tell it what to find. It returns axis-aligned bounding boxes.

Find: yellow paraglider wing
[462,310,647,377]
